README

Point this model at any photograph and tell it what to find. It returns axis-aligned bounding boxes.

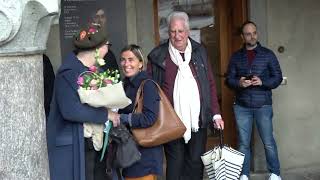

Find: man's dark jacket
[226,42,283,108]
[147,38,220,128]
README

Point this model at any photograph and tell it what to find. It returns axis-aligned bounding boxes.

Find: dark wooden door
[208,0,248,149]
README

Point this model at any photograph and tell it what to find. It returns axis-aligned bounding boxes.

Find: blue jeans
[233,105,280,176]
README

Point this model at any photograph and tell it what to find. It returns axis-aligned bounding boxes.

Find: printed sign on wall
[59,0,127,59]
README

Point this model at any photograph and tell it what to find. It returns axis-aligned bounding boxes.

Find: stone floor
[203,165,320,180]
[157,165,320,180]
[248,166,320,180]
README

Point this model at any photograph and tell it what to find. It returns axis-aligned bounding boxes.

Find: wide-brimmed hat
[73,24,108,50]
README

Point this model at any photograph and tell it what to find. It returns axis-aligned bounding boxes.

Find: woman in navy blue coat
[46,25,114,180]
[108,44,163,180]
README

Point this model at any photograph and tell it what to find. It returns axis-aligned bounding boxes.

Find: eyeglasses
[105,42,112,47]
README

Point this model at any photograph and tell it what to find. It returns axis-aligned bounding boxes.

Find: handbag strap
[219,129,224,148]
[133,79,161,112]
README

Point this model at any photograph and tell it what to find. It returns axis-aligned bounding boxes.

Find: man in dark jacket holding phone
[226,21,283,180]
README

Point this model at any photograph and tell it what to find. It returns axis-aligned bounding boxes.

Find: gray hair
[167,11,190,30]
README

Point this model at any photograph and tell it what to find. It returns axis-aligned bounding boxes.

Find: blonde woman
[108,44,163,180]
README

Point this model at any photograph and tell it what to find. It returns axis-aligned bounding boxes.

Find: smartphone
[245,74,253,80]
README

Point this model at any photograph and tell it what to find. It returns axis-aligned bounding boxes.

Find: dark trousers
[164,128,207,180]
[85,138,111,180]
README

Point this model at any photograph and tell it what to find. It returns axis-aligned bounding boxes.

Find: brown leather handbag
[132,79,186,147]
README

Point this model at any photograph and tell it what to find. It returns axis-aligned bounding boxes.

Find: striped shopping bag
[201,130,245,180]
[201,149,216,180]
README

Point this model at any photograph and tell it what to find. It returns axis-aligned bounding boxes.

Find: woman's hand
[108,110,120,127]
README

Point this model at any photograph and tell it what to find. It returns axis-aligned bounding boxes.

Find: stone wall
[0,0,59,179]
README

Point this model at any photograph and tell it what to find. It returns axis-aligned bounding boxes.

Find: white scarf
[169,39,201,143]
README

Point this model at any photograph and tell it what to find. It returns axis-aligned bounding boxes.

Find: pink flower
[88,28,96,33]
[89,79,98,87]
[104,79,113,85]
[77,76,84,86]
[89,66,97,72]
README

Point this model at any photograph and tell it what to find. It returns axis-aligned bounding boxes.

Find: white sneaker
[240,175,249,180]
[268,173,282,180]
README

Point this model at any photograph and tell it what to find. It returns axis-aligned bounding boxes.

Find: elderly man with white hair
[147,11,224,180]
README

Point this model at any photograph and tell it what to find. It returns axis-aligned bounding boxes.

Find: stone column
[0,1,59,180]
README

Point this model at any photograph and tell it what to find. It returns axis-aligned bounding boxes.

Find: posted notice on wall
[59,0,108,58]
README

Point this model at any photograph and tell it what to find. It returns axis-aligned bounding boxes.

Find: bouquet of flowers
[77,49,131,151]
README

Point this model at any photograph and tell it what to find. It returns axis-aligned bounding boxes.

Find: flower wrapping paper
[78,81,131,151]
[78,81,131,109]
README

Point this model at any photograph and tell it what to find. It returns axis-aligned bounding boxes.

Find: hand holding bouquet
[77,49,131,151]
